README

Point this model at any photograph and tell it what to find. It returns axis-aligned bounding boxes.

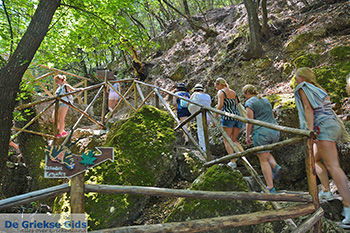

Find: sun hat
[194,83,204,91]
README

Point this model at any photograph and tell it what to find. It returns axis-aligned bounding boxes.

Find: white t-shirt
[189,92,211,114]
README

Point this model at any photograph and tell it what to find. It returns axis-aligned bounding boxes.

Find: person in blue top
[214,78,243,169]
[243,84,282,193]
[294,67,350,226]
[174,83,191,145]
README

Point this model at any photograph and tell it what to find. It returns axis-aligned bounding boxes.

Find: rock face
[83,105,177,230]
[165,164,283,232]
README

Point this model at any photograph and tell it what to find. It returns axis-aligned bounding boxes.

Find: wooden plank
[59,98,105,129]
[0,183,69,209]
[85,184,312,202]
[136,90,155,112]
[101,71,108,124]
[104,81,136,123]
[32,71,55,82]
[38,83,54,97]
[304,138,321,233]
[201,109,211,161]
[15,83,104,111]
[174,109,201,131]
[89,204,315,233]
[292,208,324,233]
[136,83,145,101]
[204,137,305,167]
[38,64,92,81]
[11,101,55,140]
[72,85,104,130]
[12,127,56,139]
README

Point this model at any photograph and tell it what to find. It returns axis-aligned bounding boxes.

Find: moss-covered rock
[314,62,350,105]
[285,32,314,53]
[293,53,321,68]
[165,164,283,232]
[170,65,187,81]
[176,148,204,182]
[329,46,350,61]
[82,105,177,230]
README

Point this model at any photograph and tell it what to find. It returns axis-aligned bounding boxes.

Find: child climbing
[243,84,282,193]
[52,74,81,138]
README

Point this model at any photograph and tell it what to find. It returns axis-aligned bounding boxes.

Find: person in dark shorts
[175,83,191,145]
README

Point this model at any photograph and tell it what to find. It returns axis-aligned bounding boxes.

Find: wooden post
[70,173,85,213]
[304,138,321,233]
[84,80,88,105]
[155,89,160,109]
[101,70,108,125]
[201,109,211,161]
[134,81,138,109]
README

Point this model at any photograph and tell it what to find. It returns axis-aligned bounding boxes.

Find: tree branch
[2,0,14,54]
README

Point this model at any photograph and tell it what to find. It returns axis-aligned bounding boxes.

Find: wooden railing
[5,77,323,232]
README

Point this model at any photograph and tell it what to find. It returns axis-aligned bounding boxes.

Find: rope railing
[7,77,321,232]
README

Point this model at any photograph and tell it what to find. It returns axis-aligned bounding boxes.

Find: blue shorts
[317,118,341,142]
[253,128,280,153]
[177,108,191,118]
[221,118,243,129]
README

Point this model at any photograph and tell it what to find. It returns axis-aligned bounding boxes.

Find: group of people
[174,68,350,226]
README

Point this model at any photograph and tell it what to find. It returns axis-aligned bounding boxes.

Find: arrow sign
[44,146,114,179]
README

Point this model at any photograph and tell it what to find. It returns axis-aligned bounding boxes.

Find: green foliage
[83,105,176,230]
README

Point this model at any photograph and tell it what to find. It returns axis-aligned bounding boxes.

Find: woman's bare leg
[317,140,350,207]
[258,152,274,189]
[57,106,68,134]
[314,142,330,192]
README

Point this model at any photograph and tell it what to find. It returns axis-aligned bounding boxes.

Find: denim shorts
[317,118,341,142]
[253,128,280,153]
[221,118,243,129]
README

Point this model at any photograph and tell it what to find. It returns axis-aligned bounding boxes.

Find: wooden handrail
[0,183,69,209]
[89,204,315,233]
[85,184,312,202]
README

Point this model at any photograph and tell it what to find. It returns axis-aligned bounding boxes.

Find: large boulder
[165,164,283,232]
[82,105,177,230]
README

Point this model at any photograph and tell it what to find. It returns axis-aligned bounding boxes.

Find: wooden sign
[44,135,114,178]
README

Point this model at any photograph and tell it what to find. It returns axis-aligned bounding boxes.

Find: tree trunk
[261,0,269,36]
[183,0,191,17]
[243,0,263,59]
[0,0,60,177]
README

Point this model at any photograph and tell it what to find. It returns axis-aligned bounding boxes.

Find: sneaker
[61,131,68,137]
[56,133,62,138]
[227,161,237,169]
[318,190,334,201]
[268,187,276,193]
[272,164,282,180]
[342,206,350,225]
